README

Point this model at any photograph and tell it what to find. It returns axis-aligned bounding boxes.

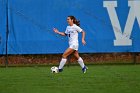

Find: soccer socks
[78,57,88,73]
[78,57,85,68]
[58,58,67,70]
[58,57,86,73]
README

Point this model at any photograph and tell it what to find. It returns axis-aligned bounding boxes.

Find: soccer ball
[51,66,58,73]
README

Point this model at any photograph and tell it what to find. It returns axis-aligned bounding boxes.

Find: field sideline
[0,65,140,93]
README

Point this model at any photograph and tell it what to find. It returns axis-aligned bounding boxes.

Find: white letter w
[103,1,140,46]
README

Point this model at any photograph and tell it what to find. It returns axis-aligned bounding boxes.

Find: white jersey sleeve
[75,25,83,33]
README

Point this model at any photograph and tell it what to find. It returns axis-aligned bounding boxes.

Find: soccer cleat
[82,66,88,73]
[58,69,63,72]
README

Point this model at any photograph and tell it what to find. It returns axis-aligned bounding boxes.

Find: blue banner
[0,0,6,54]
[0,0,140,54]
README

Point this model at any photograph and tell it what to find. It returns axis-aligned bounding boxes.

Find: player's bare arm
[53,28,66,36]
[81,30,86,45]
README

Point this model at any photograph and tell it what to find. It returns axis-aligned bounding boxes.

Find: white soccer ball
[51,66,58,73]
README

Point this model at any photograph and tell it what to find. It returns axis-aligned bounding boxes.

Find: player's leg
[74,51,88,73]
[74,51,84,68]
[62,48,75,59]
[58,48,74,72]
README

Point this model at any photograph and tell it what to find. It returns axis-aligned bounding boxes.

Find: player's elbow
[82,30,85,34]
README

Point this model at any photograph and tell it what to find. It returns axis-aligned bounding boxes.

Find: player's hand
[82,39,86,45]
[53,28,59,34]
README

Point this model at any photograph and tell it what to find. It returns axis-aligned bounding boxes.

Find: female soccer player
[53,16,88,73]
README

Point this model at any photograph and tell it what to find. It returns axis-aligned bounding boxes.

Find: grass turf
[0,65,140,93]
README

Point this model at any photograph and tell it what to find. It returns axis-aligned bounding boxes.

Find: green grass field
[0,65,140,93]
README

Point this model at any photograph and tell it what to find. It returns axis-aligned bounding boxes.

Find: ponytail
[68,16,80,26]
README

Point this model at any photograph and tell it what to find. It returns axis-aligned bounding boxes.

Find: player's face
[67,17,73,25]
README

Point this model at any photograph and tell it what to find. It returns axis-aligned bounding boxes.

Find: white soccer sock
[78,57,85,68]
[58,58,67,69]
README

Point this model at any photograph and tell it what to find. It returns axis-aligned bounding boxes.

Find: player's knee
[62,54,67,59]
[74,52,79,59]
[75,56,80,60]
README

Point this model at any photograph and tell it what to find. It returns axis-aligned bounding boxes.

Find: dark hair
[68,16,80,26]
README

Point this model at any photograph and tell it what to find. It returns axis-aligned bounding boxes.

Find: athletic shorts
[69,44,79,51]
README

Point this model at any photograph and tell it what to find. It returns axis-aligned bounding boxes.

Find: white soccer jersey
[65,24,83,50]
